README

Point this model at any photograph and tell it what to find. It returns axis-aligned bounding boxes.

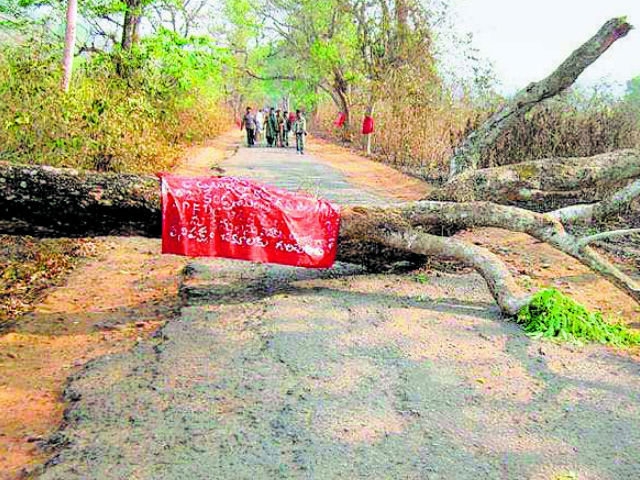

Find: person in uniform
[282,110,290,147]
[276,109,285,147]
[293,109,308,155]
[266,107,278,147]
[240,106,256,147]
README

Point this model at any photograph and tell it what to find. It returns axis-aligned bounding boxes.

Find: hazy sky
[449,0,640,93]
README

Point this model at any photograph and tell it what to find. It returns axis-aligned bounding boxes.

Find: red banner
[159,174,341,268]
[362,115,374,134]
[334,112,346,127]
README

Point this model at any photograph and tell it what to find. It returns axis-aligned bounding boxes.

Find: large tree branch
[379,229,532,315]
[551,178,640,223]
[449,17,633,178]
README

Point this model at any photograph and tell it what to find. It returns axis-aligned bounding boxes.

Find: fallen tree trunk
[449,17,632,178]
[0,163,161,237]
[439,149,640,210]
[1,162,638,314]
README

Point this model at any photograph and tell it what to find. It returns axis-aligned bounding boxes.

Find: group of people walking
[241,107,308,154]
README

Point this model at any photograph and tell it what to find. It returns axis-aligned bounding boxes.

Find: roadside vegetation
[0,33,229,173]
[315,86,640,182]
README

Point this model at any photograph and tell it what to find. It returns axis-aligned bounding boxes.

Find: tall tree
[121,0,143,50]
[61,0,78,92]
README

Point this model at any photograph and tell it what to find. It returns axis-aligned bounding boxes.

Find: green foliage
[0,31,229,173]
[414,272,429,284]
[517,289,640,347]
[625,75,640,109]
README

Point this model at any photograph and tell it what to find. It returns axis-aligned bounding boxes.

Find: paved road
[38,146,640,479]
[222,146,390,206]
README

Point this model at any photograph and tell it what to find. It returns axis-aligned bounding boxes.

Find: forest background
[0,0,639,323]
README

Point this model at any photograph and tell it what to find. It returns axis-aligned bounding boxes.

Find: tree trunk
[0,163,161,238]
[395,0,409,54]
[333,70,351,132]
[61,0,78,93]
[449,17,632,179]
[122,0,143,51]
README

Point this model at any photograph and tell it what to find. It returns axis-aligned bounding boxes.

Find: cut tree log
[1,162,638,315]
[449,17,633,179]
[0,163,161,237]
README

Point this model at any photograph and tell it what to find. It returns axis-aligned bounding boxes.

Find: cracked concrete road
[37,144,640,480]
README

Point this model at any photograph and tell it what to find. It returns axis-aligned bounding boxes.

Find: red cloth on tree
[158,174,341,269]
[334,112,346,127]
[362,115,374,134]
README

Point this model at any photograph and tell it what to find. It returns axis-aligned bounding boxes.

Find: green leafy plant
[517,289,640,347]
[414,272,429,284]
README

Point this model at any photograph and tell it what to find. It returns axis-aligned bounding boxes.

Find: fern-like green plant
[517,289,640,347]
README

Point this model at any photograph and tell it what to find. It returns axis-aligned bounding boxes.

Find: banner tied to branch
[159,174,341,268]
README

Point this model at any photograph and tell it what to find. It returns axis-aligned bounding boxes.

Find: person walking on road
[241,106,256,147]
[282,110,291,147]
[293,109,308,155]
[276,109,285,147]
[266,107,278,147]
[255,109,264,146]
[286,111,296,147]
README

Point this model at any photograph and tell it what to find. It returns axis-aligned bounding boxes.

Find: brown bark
[0,163,160,237]
[551,178,640,224]
[121,0,143,51]
[440,149,640,210]
[449,17,633,179]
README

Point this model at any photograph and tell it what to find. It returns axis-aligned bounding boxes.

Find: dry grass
[0,236,100,330]
[0,44,230,174]
[314,91,640,181]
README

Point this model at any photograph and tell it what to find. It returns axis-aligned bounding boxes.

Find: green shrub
[517,289,640,347]
[0,31,230,174]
